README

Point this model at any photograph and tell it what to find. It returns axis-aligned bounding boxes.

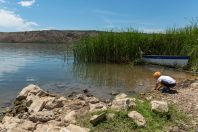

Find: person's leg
[160,80,170,93]
[160,86,170,93]
[168,83,176,88]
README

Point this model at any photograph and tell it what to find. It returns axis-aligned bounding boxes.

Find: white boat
[143,55,190,67]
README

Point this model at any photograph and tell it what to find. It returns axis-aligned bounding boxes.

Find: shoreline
[0,79,197,131]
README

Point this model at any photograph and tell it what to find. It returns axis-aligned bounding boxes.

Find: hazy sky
[0,0,198,32]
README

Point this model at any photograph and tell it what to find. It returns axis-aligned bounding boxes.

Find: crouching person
[153,71,176,93]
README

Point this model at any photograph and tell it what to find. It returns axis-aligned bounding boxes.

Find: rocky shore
[1,84,104,131]
[0,79,197,132]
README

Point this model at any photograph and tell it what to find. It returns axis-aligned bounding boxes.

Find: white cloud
[0,9,38,31]
[0,0,5,3]
[18,0,35,7]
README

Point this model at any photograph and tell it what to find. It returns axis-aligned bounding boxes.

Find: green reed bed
[73,25,198,72]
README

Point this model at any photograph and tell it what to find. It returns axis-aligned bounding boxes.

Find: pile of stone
[89,93,169,128]
[0,84,108,132]
[0,84,169,132]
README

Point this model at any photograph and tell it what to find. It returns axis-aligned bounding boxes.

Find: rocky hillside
[0,30,98,43]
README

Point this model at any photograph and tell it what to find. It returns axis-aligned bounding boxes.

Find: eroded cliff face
[0,30,98,43]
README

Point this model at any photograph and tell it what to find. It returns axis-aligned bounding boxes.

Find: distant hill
[0,30,98,43]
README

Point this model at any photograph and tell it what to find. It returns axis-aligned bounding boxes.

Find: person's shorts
[161,80,176,88]
[160,87,170,93]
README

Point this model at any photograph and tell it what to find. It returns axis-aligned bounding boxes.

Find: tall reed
[73,25,198,72]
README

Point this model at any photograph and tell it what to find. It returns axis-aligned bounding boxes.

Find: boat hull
[143,55,190,67]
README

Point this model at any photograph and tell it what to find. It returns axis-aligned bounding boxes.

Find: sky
[0,0,198,32]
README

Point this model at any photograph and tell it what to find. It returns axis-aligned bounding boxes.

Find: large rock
[88,97,100,104]
[17,85,52,113]
[29,111,55,122]
[64,99,86,111]
[0,123,3,131]
[64,111,76,124]
[17,84,42,100]
[1,116,20,130]
[151,100,169,113]
[90,113,106,126]
[111,97,136,111]
[17,120,36,131]
[115,93,127,100]
[44,96,65,110]
[1,116,36,131]
[34,123,68,132]
[89,102,107,112]
[66,124,90,132]
[128,111,146,127]
[28,96,46,113]
[15,84,67,114]
[190,82,198,89]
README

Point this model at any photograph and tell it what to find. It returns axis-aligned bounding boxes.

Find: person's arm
[157,83,163,90]
[154,82,163,90]
[154,82,159,90]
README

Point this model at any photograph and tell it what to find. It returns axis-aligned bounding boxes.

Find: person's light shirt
[157,75,176,84]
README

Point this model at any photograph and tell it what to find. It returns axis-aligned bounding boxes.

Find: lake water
[0,43,193,109]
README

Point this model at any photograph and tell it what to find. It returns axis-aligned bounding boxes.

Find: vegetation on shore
[73,24,198,72]
[76,100,190,132]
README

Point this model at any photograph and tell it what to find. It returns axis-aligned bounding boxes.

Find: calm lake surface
[0,43,193,109]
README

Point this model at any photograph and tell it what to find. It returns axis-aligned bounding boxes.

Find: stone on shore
[111,91,119,96]
[89,102,107,112]
[128,111,146,127]
[63,111,76,124]
[34,123,67,132]
[16,84,60,113]
[151,100,169,113]
[29,110,55,122]
[17,84,42,100]
[115,93,127,100]
[0,123,3,131]
[1,116,36,132]
[28,96,46,113]
[111,97,136,111]
[90,113,106,126]
[44,96,65,110]
[66,124,90,132]
[190,82,198,89]
[88,97,100,104]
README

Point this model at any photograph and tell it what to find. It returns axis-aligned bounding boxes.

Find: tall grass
[73,25,198,72]
[76,100,191,132]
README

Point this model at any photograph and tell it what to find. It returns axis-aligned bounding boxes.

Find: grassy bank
[73,24,198,72]
[76,100,191,132]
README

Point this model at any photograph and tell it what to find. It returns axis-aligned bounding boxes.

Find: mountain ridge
[0,30,98,43]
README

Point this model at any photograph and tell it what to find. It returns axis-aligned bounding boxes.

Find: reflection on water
[0,43,193,109]
[72,63,192,98]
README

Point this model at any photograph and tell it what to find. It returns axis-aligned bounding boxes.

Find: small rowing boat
[143,55,190,67]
